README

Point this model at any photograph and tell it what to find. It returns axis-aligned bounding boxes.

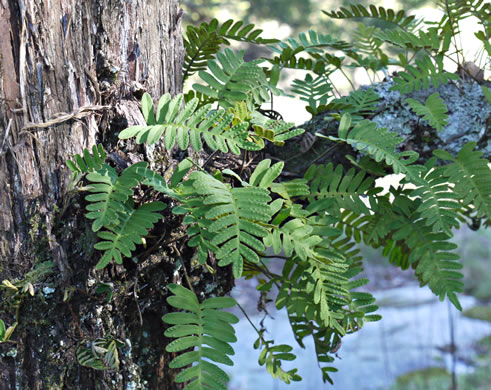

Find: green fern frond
[85,162,146,232]
[250,111,305,145]
[119,93,260,154]
[434,142,491,219]
[375,27,446,52]
[291,73,333,116]
[333,88,380,123]
[254,335,301,384]
[352,23,385,61]
[319,117,423,179]
[181,171,273,278]
[66,144,107,175]
[391,54,459,93]
[94,201,166,269]
[183,19,278,82]
[304,163,376,215]
[270,29,351,57]
[193,49,278,108]
[392,217,463,310]
[406,92,449,131]
[163,284,238,390]
[267,30,351,73]
[410,163,461,236]
[323,4,417,30]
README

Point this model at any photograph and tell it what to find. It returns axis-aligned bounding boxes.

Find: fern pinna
[163,284,238,390]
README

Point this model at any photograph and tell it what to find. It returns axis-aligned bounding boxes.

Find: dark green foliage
[162,284,239,390]
[193,49,279,108]
[183,18,278,82]
[391,54,459,93]
[178,168,274,278]
[67,1,491,387]
[406,92,449,131]
[434,143,491,220]
[119,92,260,154]
[322,4,417,29]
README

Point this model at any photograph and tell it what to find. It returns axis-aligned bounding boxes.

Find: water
[227,283,491,390]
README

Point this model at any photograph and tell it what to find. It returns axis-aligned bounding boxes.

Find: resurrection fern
[93,201,166,269]
[84,163,144,233]
[375,27,449,52]
[322,4,417,29]
[67,2,491,387]
[254,333,301,384]
[119,93,260,154]
[391,54,459,93]
[406,92,449,131]
[409,159,461,236]
[249,111,305,145]
[332,88,380,123]
[162,284,238,390]
[434,142,491,220]
[319,115,423,179]
[291,73,333,116]
[392,215,464,309]
[304,163,376,216]
[193,48,278,108]
[178,168,274,278]
[77,338,122,371]
[66,144,107,175]
[183,18,278,82]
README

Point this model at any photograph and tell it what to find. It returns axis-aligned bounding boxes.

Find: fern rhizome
[68,1,490,387]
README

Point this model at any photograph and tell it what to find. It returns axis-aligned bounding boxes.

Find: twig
[20,105,110,133]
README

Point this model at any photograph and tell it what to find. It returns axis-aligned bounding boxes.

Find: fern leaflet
[163,284,238,390]
[434,142,491,220]
[193,49,278,108]
[405,92,449,131]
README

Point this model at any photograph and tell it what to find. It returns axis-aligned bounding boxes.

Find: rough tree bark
[0,1,220,389]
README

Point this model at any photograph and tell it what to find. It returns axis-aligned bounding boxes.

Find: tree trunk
[0,1,198,388]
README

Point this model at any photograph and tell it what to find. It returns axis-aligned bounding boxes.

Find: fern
[67,144,107,175]
[163,284,238,390]
[304,163,376,216]
[193,49,278,108]
[183,18,278,82]
[249,111,305,145]
[84,163,144,232]
[392,215,464,310]
[390,54,459,93]
[375,27,448,52]
[254,334,301,384]
[291,73,333,116]
[319,116,423,180]
[93,201,165,269]
[119,93,260,154]
[179,169,273,278]
[406,92,449,131]
[409,160,461,236]
[352,23,387,68]
[434,142,491,220]
[323,4,417,30]
[332,87,380,123]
